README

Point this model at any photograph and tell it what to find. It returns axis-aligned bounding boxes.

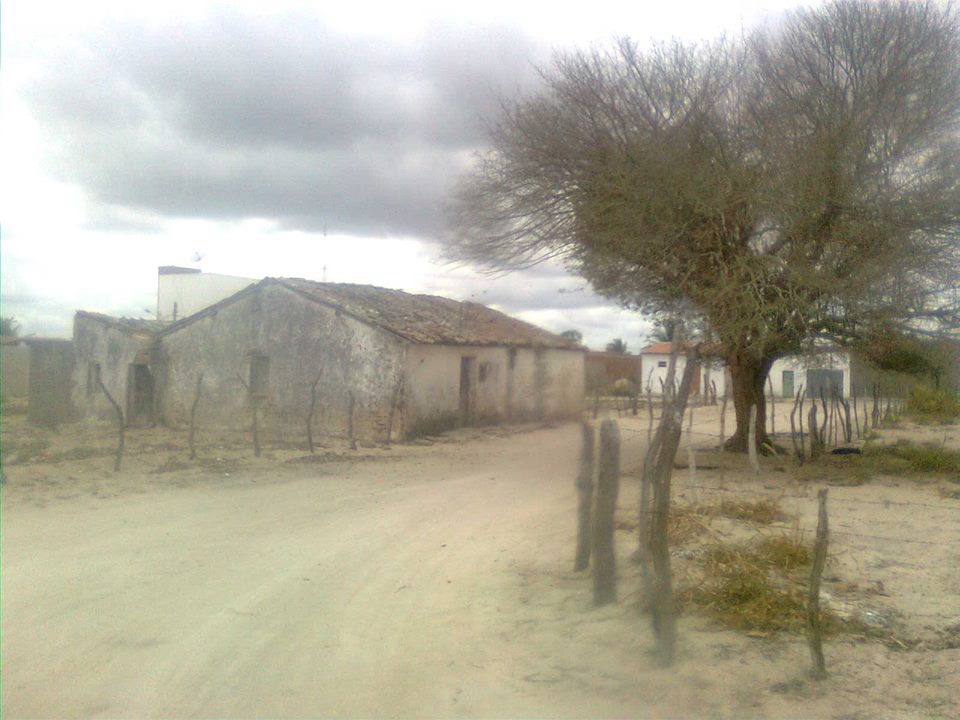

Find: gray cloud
[26,11,546,237]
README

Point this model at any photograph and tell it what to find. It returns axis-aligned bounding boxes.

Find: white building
[157,266,256,322]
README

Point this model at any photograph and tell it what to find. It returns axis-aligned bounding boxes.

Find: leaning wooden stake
[592,420,620,605]
[789,385,803,463]
[189,372,203,460]
[648,347,699,666]
[807,489,829,680]
[307,370,323,453]
[808,403,822,459]
[768,377,776,437]
[574,422,595,572]
[97,378,125,472]
[748,405,760,474]
[687,403,697,499]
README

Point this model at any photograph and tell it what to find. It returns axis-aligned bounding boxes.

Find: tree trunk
[723,353,774,453]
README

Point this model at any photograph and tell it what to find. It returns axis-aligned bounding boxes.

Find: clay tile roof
[75,311,168,336]
[275,278,580,349]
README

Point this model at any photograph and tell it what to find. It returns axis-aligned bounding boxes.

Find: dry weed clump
[681,532,826,634]
[716,497,784,524]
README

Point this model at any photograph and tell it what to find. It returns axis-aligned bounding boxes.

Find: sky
[0,0,810,350]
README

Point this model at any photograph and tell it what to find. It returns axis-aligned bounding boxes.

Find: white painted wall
[769,351,851,399]
[641,353,727,398]
[157,270,256,321]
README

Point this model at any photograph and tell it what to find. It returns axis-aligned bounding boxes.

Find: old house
[71,277,584,441]
[640,342,727,398]
[585,351,643,393]
[71,312,167,426]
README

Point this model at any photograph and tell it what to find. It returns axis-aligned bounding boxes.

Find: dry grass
[716,497,784,524]
[680,531,825,634]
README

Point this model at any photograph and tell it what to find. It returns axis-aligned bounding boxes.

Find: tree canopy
[448,0,960,450]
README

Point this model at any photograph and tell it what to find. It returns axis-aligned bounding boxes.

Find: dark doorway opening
[127,364,154,426]
[459,356,476,426]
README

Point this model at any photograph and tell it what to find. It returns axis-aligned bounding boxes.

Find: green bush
[907,384,959,419]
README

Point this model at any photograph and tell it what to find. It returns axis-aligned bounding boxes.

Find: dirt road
[3,424,639,717]
[3,417,958,718]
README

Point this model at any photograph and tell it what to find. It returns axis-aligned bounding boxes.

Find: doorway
[126,364,154,426]
[782,370,795,399]
[459,356,476,426]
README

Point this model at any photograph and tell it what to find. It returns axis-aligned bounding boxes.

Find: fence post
[592,420,620,605]
[97,378,125,472]
[189,373,203,460]
[649,345,699,666]
[748,405,760,474]
[807,489,829,680]
[574,422,595,572]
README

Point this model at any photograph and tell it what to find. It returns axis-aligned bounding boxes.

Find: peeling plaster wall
[71,317,149,422]
[403,345,584,435]
[157,284,407,443]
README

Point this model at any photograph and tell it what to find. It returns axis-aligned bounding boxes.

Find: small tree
[448,1,960,451]
[606,338,628,354]
[561,329,584,344]
[0,317,19,337]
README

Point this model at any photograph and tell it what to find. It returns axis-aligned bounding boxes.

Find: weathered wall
[71,317,150,422]
[157,283,406,443]
[403,345,583,435]
[1,344,30,399]
[585,352,643,391]
[28,340,75,426]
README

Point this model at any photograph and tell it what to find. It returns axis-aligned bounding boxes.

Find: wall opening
[250,355,270,398]
[459,356,475,426]
[86,362,101,396]
[126,364,154,426]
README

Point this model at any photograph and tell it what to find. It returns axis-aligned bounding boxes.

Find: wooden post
[768,376,776,437]
[798,388,806,461]
[307,370,322,453]
[648,346,699,666]
[852,387,861,439]
[819,389,829,450]
[574,422,595,572]
[687,403,697,498]
[347,391,358,450]
[189,373,203,460]
[789,385,803,463]
[646,384,655,446]
[841,395,853,443]
[807,489,829,680]
[808,403,822,459]
[872,383,880,428]
[748,404,760,474]
[97,378,125,472]
[592,420,620,605]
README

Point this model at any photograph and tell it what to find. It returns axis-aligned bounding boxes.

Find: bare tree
[448,0,960,452]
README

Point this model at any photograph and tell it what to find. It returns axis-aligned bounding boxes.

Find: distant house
[639,342,726,398]
[70,276,584,441]
[769,349,851,399]
[584,351,642,392]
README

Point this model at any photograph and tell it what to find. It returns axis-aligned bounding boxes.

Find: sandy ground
[2,405,959,719]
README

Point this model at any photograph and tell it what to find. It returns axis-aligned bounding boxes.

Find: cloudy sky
[1,0,808,349]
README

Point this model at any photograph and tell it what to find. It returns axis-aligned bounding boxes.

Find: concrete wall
[1,344,30,399]
[156,283,406,443]
[158,270,255,322]
[28,340,75,426]
[71,316,154,423]
[403,344,584,435]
